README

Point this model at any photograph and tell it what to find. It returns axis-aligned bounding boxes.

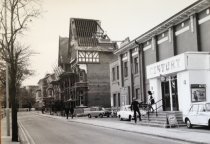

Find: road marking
[18,121,36,144]
[18,121,29,143]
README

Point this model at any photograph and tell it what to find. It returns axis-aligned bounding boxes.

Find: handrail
[140,98,164,121]
[139,103,150,121]
[154,99,163,117]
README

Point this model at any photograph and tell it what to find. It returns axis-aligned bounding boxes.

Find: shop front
[146,52,210,114]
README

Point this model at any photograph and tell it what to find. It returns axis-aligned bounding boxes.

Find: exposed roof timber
[114,0,210,55]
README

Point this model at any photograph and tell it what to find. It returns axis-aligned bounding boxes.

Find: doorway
[161,75,179,111]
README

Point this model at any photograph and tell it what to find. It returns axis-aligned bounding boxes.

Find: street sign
[167,114,179,128]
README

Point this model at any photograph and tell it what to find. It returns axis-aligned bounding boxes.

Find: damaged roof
[70,18,116,51]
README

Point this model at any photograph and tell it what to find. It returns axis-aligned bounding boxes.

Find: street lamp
[6,61,10,136]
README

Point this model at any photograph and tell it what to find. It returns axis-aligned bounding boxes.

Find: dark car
[103,108,112,117]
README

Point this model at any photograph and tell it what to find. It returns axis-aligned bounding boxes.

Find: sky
[22,0,198,86]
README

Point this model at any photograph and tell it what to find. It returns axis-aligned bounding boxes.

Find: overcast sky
[22,0,197,86]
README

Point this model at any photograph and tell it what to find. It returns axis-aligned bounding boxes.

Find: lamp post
[4,0,10,136]
[6,62,10,136]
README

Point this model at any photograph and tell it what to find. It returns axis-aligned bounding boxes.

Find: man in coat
[131,98,142,123]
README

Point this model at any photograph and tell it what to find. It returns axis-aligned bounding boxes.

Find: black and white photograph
[191,84,206,102]
[1,0,210,144]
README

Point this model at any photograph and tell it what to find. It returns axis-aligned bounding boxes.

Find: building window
[118,93,120,107]
[134,57,139,74]
[113,94,116,107]
[124,61,128,77]
[78,51,99,63]
[136,88,140,99]
[112,67,115,81]
[117,66,119,80]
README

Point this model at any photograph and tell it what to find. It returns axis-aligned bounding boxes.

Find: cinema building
[110,0,210,115]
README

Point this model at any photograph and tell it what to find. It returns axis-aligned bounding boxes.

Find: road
[18,112,191,144]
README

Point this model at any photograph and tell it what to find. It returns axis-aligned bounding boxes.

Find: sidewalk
[40,112,210,144]
[1,117,20,144]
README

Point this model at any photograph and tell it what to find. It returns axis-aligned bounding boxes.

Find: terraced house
[110,0,210,117]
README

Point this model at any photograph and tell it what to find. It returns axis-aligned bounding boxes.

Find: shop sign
[167,114,178,128]
[146,54,186,79]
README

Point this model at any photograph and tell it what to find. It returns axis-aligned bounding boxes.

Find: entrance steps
[139,111,186,128]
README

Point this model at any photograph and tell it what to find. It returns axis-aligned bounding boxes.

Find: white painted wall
[188,70,210,103]
[177,71,190,115]
[207,71,210,102]
[149,78,163,111]
[178,70,210,115]
[185,52,210,70]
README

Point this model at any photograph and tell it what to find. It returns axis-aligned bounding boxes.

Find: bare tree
[0,0,41,141]
[0,44,34,108]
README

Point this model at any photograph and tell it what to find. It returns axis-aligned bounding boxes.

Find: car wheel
[128,115,131,121]
[88,114,91,118]
[186,119,192,128]
[118,115,122,121]
[99,114,103,118]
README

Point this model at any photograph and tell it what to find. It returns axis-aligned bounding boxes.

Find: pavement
[1,111,210,144]
[1,116,20,144]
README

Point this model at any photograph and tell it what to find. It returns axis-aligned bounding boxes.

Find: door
[161,75,179,111]
[197,104,208,125]
[188,104,199,124]
[161,80,170,111]
[171,76,179,111]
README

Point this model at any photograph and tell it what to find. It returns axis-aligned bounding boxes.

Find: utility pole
[5,0,10,137]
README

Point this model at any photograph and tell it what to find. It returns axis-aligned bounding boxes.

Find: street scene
[18,112,192,144]
[1,0,210,144]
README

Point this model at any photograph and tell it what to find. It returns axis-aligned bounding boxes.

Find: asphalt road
[18,112,191,144]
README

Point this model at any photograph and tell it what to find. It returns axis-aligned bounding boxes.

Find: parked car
[183,102,210,128]
[110,107,120,117]
[117,105,136,121]
[103,108,112,117]
[85,107,105,118]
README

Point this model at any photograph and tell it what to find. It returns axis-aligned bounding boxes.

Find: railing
[154,99,163,117]
[140,99,163,121]
[139,103,150,121]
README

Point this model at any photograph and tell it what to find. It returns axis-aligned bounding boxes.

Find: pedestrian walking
[65,107,70,119]
[42,106,45,114]
[148,90,155,112]
[131,98,141,123]
[70,106,74,119]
